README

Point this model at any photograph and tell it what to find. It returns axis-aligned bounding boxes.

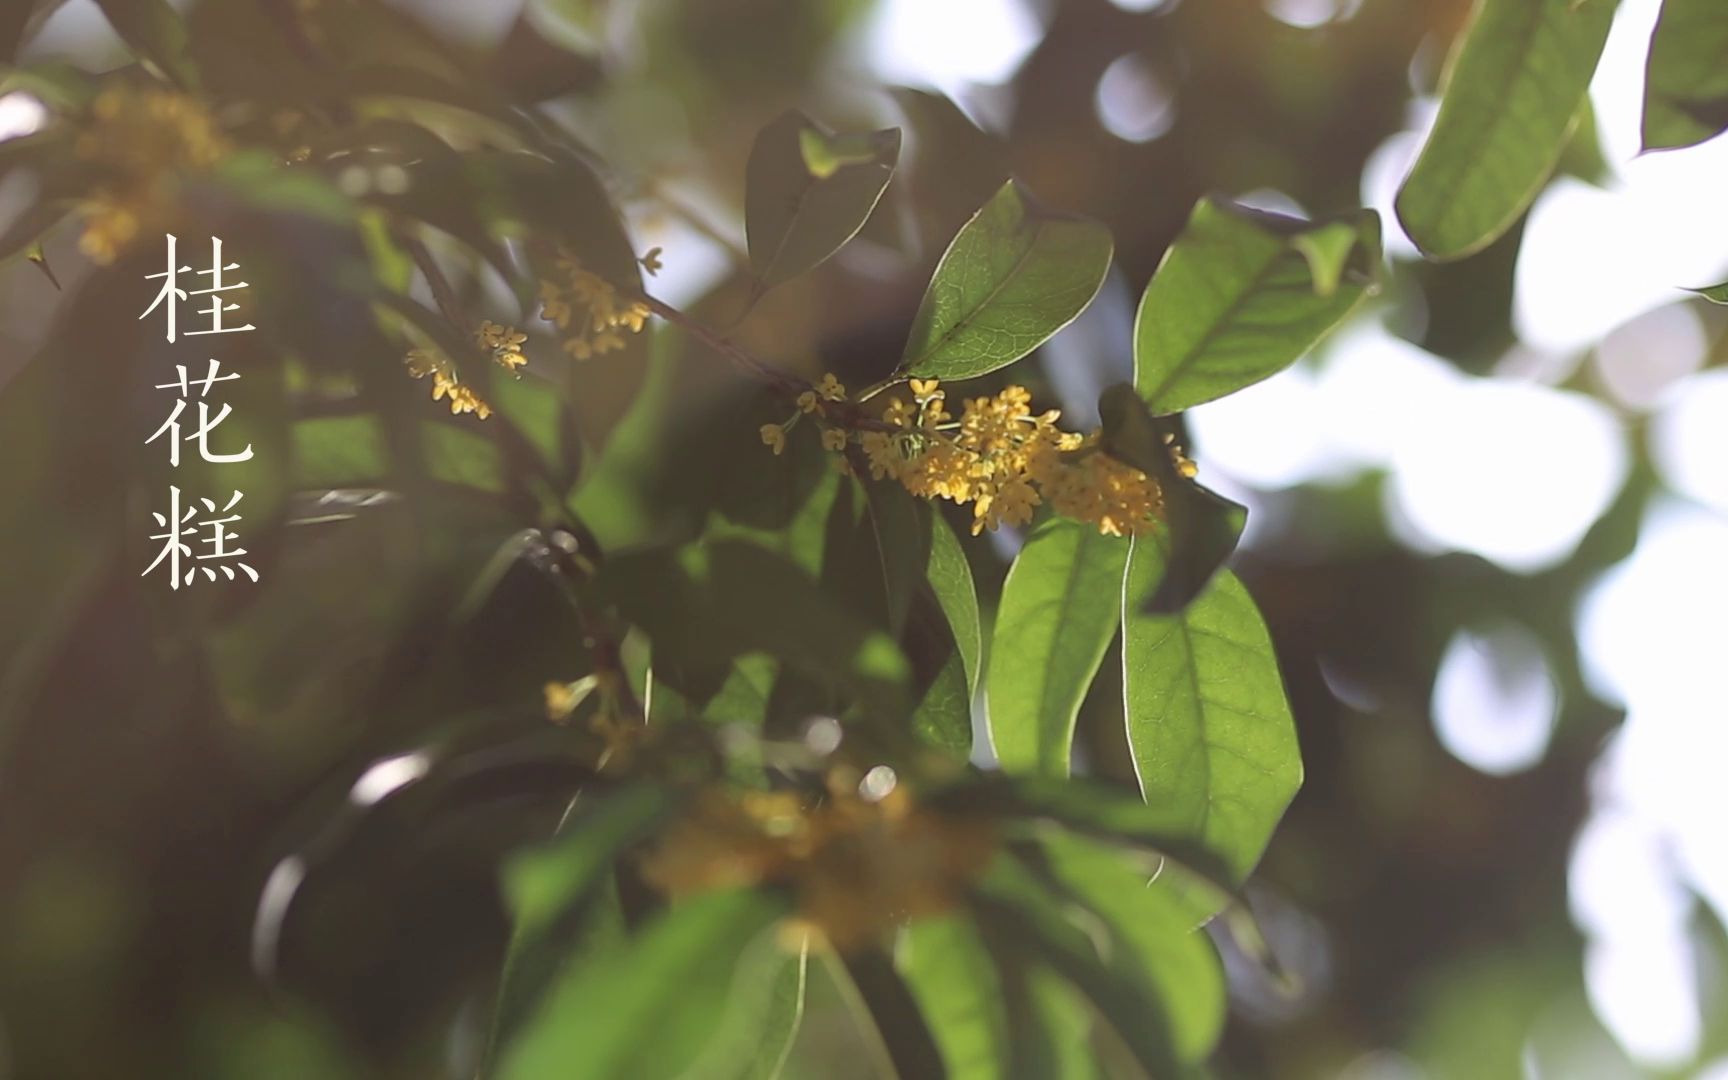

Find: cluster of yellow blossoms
[401,320,529,420]
[537,249,651,361]
[764,375,1178,538]
[641,767,996,950]
[74,88,230,263]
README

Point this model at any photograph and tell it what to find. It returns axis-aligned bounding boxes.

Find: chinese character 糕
[142,487,259,589]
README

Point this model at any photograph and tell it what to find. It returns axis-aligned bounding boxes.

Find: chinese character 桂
[143,487,260,588]
[139,234,256,343]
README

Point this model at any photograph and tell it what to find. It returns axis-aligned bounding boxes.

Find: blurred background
[1,0,1725,1077]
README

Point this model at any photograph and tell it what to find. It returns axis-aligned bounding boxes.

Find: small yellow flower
[816,373,846,402]
[797,390,822,414]
[909,378,942,399]
[760,424,787,456]
[821,428,848,452]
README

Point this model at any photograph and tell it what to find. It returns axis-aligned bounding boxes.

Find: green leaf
[598,540,910,717]
[1395,0,1620,260]
[1643,0,1728,150]
[900,915,1011,1080]
[291,416,390,489]
[1025,832,1227,1063]
[1687,280,1728,304]
[986,519,1128,777]
[901,180,1113,382]
[499,889,789,1080]
[1133,199,1380,413]
[1098,385,1247,613]
[973,860,1181,1079]
[745,110,900,292]
[925,515,981,696]
[1121,536,1302,882]
[486,786,676,1070]
[93,0,198,89]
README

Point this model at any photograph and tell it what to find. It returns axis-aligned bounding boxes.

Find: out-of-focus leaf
[486,786,676,1071]
[996,958,1102,1080]
[1025,832,1227,1063]
[1121,538,1302,882]
[1687,280,1728,304]
[292,416,390,489]
[986,518,1127,777]
[889,88,1011,257]
[729,933,808,1078]
[1395,0,1619,260]
[499,889,789,1080]
[857,477,931,635]
[745,110,900,293]
[900,180,1112,382]
[423,421,506,493]
[1098,385,1247,613]
[1134,199,1380,413]
[900,914,1010,1079]
[924,774,1236,891]
[1642,0,1728,150]
[212,150,355,224]
[598,540,910,716]
[906,599,973,755]
[834,948,949,1080]
[973,860,1181,1079]
[93,0,198,88]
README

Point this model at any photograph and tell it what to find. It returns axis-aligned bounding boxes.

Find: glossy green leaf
[900,915,1010,1080]
[926,515,981,696]
[999,962,1102,1080]
[745,110,901,292]
[499,889,788,1080]
[1643,0,1728,150]
[94,0,198,89]
[1395,0,1620,260]
[1121,536,1302,882]
[1688,280,1728,304]
[901,180,1113,381]
[987,519,1128,777]
[1026,832,1226,1063]
[1134,199,1380,413]
[1098,385,1247,613]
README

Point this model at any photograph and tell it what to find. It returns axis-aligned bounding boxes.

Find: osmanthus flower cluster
[401,320,530,419]
[72,88,230,263]
[537,247,652,361]
[766,373,1192,537]
[640,763,996,951]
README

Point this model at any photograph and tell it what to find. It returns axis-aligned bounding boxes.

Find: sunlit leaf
[1688,280,1728,304]
[1133,199,1380,413]
[745,110,900,292]
[1395,0,1620,260]
[901,914,1010,1079]
[986,518,1127,777]
[901,180,1112,382]
[1121,536,1302,882]
[1642,0,1728,150]
[500,889,788,1080]
[925,515,981,696]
